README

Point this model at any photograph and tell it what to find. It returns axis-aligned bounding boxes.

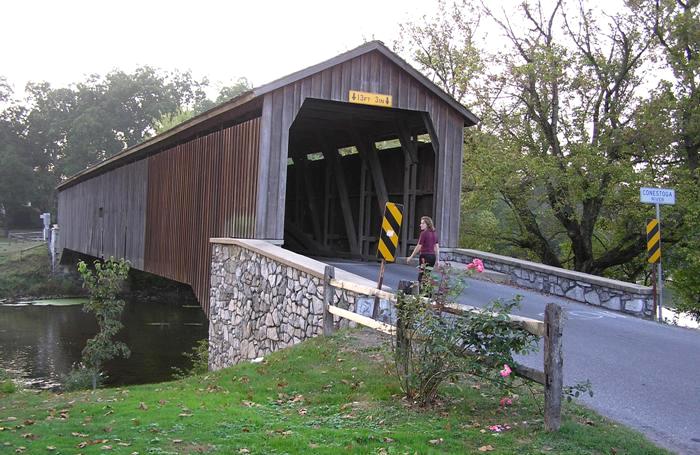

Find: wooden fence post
[395,280,415,376]
[544,302,563,431]
[323,265,336,336]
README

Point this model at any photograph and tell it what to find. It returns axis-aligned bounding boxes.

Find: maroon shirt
[418,229,438,255]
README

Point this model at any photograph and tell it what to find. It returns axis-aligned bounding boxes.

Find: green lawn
[0,330,668,454]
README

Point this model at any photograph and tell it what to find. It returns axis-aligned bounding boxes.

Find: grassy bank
[0,330,667,454]
[0,238,83,300]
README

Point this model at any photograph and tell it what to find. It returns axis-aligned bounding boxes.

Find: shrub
[394,262,538,406]
[77,257,131,390]
[62,364,104,391]
[0,368,17,394]
[171,339,209,379]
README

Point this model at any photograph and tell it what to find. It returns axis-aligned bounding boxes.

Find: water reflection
[0,298,208,388]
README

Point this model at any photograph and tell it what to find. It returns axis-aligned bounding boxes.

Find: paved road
[327,259,700,455]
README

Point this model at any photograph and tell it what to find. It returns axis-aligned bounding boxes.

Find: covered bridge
[57,41,478,314]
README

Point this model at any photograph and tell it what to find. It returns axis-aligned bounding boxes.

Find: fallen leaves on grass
[240,400,259,408]
[478,444,495,452]
[488,424,511,433]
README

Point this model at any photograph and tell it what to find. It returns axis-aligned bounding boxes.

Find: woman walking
[406,216,439,284]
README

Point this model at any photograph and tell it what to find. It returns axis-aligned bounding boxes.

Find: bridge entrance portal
[284,99,437,260]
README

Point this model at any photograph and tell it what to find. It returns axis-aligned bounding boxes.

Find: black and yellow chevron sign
[377,202,403,262]
[646,218,661,264]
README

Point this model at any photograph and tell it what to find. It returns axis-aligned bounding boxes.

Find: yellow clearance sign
[377,202,403,262]
[349,90,392,108]
[646,218,661,264]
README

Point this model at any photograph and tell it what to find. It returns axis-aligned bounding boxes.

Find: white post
[40,212,51,241]
[50,225,59,274]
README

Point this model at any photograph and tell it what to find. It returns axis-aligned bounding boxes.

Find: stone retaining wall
[445,249,654,318]
[208,239,365,370]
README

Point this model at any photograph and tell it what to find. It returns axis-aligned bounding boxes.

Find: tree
[77,258,131,390]
[631,0,700,318]
[400,0,663,277]
[0,82,38,228]
[0,68,212,225]
[214,77,253,104]
[152,77,253,135]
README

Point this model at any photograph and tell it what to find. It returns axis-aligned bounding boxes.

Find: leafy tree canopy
[0,68,250,224]
[397,0,699,318]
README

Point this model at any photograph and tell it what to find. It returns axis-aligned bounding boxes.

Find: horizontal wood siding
[57,160,148,269]
[257,50,464,247]
[145,117,260,314]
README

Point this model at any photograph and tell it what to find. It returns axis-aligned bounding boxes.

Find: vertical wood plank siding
[256,50,465,247]
[145,117,261,314]
[57,160,148,269]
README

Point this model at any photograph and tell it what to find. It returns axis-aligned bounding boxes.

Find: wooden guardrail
[321,265,564,432]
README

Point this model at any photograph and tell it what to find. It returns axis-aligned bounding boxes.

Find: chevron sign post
[641,187,675,322]
[373,202,403,318]
[377,202,403,262]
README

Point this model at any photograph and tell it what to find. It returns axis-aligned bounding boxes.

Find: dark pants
[418,253,436,284]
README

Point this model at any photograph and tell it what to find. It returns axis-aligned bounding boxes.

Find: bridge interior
[284,99,436,260]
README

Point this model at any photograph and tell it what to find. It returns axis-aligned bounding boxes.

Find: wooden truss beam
[318,136,360,255]
[299,158,323,243]
[352,131,388,214]
[395,120,419,258]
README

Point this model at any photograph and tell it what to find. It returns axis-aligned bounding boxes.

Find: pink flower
[466,258,485,273]
[499,397,513,407]
[499,364,512,378]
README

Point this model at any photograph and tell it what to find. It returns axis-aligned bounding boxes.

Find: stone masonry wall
[208,241,360,371]
[445,249,654,318]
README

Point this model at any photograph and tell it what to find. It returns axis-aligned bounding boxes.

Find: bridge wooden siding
[58,118,260,314]
[144,117,260,309]
[58,160,148,269]
[57,41,478,315]
[256,48,471,247]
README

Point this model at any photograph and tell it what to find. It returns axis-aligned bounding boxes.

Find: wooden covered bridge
[57,41,478,314]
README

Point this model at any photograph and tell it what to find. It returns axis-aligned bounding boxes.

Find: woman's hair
[421,216,435,231]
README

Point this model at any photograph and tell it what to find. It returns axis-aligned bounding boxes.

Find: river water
[0,298,208,389]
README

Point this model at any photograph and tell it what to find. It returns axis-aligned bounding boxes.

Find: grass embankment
[0,238,83,300]
[0,330,667,454]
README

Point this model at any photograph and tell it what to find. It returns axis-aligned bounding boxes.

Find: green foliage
[670,192,700,321]
[171,339,209,379]
[0,68,216,225]
[0,368,17,394]
[398,1,700,315]
[153,109,196,135]
[394,264,538,406]
[152,77,253,135]
[632,0,700,318]
[214,77,252,104]
[77,257,131,389]
[62,364,103,392]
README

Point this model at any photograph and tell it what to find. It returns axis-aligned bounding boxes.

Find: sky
[1,0,440,96]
